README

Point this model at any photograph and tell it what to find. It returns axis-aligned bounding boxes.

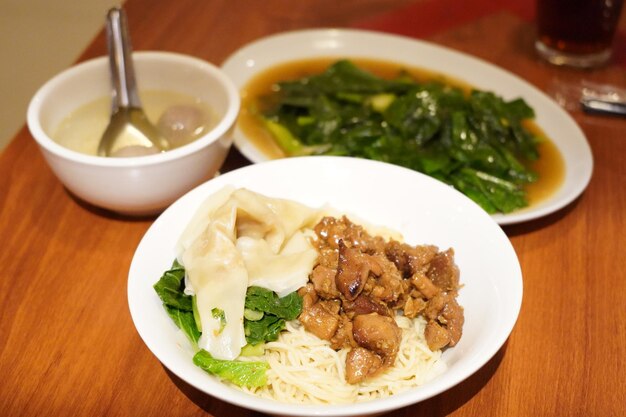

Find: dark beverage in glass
[535,0,624,68]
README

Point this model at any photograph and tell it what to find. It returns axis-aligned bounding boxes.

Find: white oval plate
[221,28,593,225]
[128,156,522,417]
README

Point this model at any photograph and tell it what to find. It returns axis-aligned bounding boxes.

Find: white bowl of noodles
[128,156,522,416]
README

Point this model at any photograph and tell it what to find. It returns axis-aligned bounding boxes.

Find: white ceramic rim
[27,51,240,167]
[220,28,594,226]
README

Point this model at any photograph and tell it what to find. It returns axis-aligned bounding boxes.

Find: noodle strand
[235,316,445,404]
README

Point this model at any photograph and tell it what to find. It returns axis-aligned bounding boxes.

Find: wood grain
[1,1,625,416]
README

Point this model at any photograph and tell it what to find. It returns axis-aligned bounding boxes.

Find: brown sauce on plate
[239,58,565,208]
[524,123,565,206]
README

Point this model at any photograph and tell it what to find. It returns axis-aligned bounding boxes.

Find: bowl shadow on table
[162,342,508,417]
[503,196,581,238]
[64,187,163,222]
[384,342,508,417]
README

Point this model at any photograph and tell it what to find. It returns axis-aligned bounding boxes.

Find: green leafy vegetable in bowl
[193,350,269,388]
[152,260,201,345]
[256,60,541,214]
[244,286,302,345]
[153,260,303,387]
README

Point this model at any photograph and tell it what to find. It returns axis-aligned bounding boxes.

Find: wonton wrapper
[177,188,321,360]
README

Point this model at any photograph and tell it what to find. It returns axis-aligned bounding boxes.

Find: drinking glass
[535,0,624,68]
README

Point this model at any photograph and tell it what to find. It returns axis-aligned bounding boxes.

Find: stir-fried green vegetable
[153,259,201,346]
[243,286,303,345]
[256,60,541,213]
[153,261,303,387]
[193,350,269,388]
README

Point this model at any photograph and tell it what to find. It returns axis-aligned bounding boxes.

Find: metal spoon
[97,7,169,157]
[580,97,626,117]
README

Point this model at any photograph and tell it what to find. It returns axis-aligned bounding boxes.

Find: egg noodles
[238,316,444,404]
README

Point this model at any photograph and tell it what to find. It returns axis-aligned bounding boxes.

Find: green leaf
[383,87,441,145]
[192,295,202,331]
[279,60,410,95]
[451,168,528,213]
[165,305,201,346]
[244,286,302,320]
[154,260,201,345]
[263,118,306,155]
[153,259,192,311]
[243,286,299,345]
[244,314,286,345]
[240,343,266,356]
[211,308,227,335]
[506,97,535,119]
[193,350,269,388]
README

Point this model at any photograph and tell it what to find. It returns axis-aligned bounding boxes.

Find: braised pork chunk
[299,216,464,384]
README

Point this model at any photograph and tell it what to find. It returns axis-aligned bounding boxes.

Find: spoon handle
[106,7,142,111]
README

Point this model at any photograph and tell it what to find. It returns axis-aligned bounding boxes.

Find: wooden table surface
[2,1,625,416]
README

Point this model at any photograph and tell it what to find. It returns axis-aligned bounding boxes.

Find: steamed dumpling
[181,195,248,360]
[176,185,236,260]
[229,188,320,253]
[177,187,322,360]
[236,230,318,297]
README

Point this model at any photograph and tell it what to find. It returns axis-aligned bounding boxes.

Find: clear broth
[53,90,216,156]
